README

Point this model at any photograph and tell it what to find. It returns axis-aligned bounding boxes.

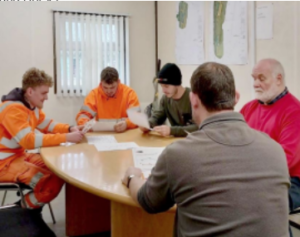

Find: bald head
[256,58,285,82]
[252,58,286,104]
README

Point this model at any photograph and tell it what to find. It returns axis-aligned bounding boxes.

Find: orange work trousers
[0,153,64,209]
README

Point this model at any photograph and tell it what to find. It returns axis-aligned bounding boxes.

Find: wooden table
[41,129,180,237]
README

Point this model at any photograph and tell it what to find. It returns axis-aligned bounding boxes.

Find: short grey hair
[190,62,236,112]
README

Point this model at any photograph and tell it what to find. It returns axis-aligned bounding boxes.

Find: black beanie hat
[157,63,182,86]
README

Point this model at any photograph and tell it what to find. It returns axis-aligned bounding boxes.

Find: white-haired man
[241,58,300,213]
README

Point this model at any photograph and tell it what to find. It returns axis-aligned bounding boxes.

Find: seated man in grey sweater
[140,63,198,137]
[123,62,290,237]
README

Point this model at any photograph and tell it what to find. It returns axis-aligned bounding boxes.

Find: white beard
[254,84,280,103]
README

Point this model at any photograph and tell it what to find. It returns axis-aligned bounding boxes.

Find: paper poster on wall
[256,3,273,40]
[175,1,204,65]
[209,1,248,65]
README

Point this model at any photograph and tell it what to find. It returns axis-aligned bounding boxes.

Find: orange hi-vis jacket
[76,83,140,128]
[0,101,69,171]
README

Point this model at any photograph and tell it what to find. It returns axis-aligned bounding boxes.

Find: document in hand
[132,147,165,178]
[92,120,116,132]
[83,119,118,132]
[127,107,152,130]
[82,120,96,133]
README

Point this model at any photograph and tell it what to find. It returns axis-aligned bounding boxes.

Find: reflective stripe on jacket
[0,101,69,168]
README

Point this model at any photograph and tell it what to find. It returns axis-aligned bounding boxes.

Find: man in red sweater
[241,58,300,213]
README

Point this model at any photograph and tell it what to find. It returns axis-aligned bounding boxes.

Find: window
[53,11,130,96]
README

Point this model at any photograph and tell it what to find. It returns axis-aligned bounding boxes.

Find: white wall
[256,1,300,98]
[1,1,298,121]
[158,1,300,111]
[0,2,155,124]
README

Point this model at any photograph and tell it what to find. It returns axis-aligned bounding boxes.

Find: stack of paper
[132,147,165,178]
[86,135,138,152]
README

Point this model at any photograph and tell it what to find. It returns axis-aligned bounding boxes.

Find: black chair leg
[1,190,7,206]
[48,203,56,224]
[17,188,27,208]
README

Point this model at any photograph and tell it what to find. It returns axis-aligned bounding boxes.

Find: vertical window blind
[53,11,130,97]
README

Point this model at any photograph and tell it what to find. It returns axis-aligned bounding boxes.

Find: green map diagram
[176,1,188,29]
[213,1,227,58]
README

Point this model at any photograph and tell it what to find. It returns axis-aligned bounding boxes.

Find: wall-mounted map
[175,1,204,65]
[209,1,248,64]
[176,1,188,29]
[213,1,228,58]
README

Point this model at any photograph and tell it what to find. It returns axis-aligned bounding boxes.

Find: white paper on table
[93,142,139,152]
[86,135,117,145]
[60,142,75,146]
[127,107,152,130]
[92,121,116,132]
[26,148,40,154]
[256,3,273,40]
[132,147,165,178]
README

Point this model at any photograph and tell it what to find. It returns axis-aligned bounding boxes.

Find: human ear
[235,90,240,105]
[189,92,199,109]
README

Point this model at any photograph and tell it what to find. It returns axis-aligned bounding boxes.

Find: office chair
[0,182,56,224]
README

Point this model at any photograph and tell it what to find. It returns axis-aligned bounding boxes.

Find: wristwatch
[127,174,135,188]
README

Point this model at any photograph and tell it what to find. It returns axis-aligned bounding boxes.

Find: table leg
[65,183,111,236]
[111,201,174,237]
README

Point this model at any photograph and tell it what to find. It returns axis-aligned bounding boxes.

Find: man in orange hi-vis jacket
[76,67,140,133]
[0,68,84,209]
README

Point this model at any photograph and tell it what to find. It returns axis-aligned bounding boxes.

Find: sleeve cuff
[137,184,159,214]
